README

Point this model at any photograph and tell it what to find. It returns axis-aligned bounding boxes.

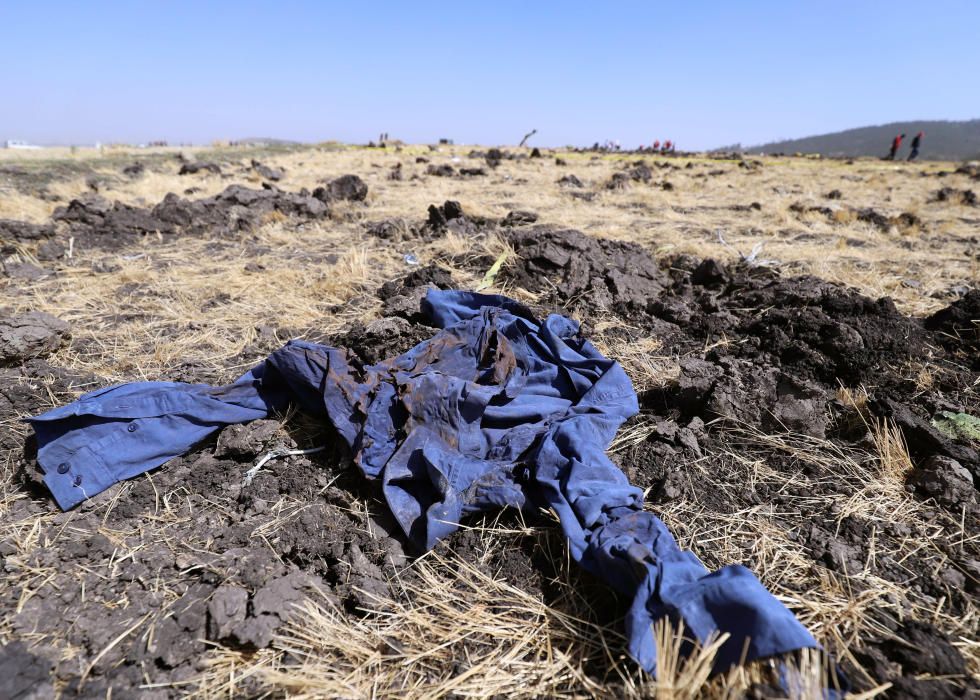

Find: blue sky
[2,1,978,148]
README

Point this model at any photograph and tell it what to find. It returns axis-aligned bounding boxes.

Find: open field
[1,143,978,698]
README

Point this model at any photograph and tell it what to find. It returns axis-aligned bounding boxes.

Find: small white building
[5,140,43,149]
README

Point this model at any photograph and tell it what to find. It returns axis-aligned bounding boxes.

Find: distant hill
[235,137,303,146]
[748,120,980,161]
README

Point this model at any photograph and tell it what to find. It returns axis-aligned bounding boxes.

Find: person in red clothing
[653,139,660,151]
[663,140,672,153]
[887,133,906,160]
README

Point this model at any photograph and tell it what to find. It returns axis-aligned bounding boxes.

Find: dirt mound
[926,289,980,366]
[178,161,222,175]
[955,162,980,179]
[503,225,976,474]
[315,174,367,202]
[493,225,978,696]
[365,201,499,244]
[935,187,978,206]
[2,191,978,697]
[0,359,94,451]
[0,641,54,700]
[0,219,55,242]
[1,410,411,697]
[426,164,455,177]
[48,185,330,252]
[122,162,145,178]
[0,312,69,366]
[789,202,924,232]
[727,276,924,384]
[502,210,538,226]
[251,159,284,182]
[502,226,666,311]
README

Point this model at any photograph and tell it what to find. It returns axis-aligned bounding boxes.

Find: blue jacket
[29,290,820,678]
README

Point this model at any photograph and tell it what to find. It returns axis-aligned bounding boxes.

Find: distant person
[907,131,924,161]
[653,139,660,151]
[663,140,672,153]
[887,133,906,160]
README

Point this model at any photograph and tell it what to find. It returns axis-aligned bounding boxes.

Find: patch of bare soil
[0,151,977,698]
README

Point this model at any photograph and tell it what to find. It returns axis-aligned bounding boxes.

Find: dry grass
[174,532,842,700]
[3,143,975,316]
[869,418,916,482]
[2,144,978,698]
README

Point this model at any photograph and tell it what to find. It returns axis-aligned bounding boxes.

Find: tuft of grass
[870,417,915,482]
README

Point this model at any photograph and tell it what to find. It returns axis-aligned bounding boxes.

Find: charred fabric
[29,288,834,685]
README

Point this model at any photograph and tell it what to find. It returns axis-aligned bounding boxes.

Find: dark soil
[0,195,977,698]
[0,179,380,266]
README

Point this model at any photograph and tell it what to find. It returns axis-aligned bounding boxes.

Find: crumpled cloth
[29,289,820,677]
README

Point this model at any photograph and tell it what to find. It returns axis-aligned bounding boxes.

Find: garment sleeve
[529,361,820,675]
[27,366,279,509]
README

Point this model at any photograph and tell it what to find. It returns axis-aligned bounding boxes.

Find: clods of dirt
[935,187,978,206]
[332,315,435,367]
[0,641,55,700]
[910,455,976,509]
[178,161,222,175]
[121,162,145,178]
[789,202,924,232]
[606,172,630,189]
[502,225,666,310]
[376,263,456,326]
[427,200,465,227]
[502,210,539,226]
[47,184,330,252]
[365,217,414,241]
[0,312,69,366]
[480,148,515,168]
[955,162,980,180]
[925,287,979,365]
[859,208,923,232]
[251,159,284,182]
[426,164,456,177]
[0,358,96,452]
[1,262,52,281]
[0,219,55,242]
[314,174,368,202]
[855,620,970,699]
[214,419,283,460]
[2,193,978,697]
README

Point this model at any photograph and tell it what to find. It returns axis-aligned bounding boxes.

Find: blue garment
[29,289,821,678]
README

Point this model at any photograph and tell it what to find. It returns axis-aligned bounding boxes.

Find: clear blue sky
[3,1,978,148]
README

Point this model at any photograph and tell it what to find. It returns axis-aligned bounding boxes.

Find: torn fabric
[28,289,821,678]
